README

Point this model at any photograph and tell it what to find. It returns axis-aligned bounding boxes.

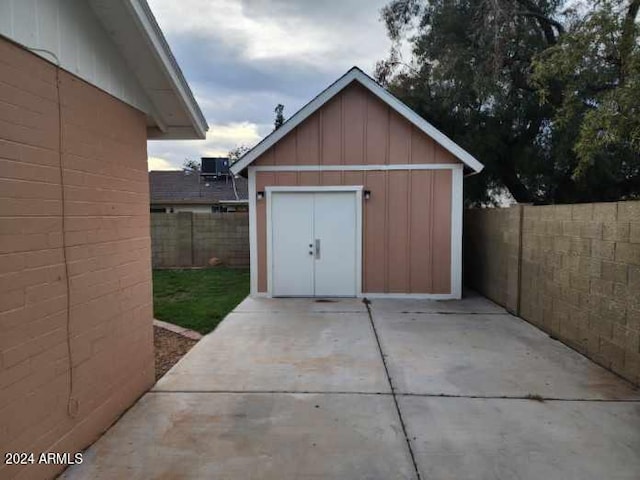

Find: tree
[532,0,640,200]
[228,145,251,165]
[183,158,200,172]
[274,104,285,130]
[376,0,640,205]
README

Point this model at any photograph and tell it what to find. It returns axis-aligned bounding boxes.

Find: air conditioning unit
[201,157,230,179]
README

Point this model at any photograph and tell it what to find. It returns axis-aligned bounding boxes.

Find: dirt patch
[154,326,198,380]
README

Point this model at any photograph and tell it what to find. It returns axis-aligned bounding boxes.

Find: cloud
[148,0,379,65]
[146,0,394,171]
[148,122,268,170]
[147,156,176,171]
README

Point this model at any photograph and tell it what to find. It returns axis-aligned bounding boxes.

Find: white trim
[451,168,463,299]
[124,0,208,138]
[253,164,463,172]
[248,167,258,295]
[265,186,363,298]
[265,189,273,296]
[231,67,483,175]
[354,189,363,297]
[361,293,458,300]
[266,186,364,193]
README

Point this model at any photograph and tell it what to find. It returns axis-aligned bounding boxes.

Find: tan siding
[296,116,320,165]
[251,81,461,295]
[321,96,342,164]
[256,172,275,292]
[409,171,433,292]
[389,113,411,164]
[255,169,453,294]
[363,171,387,292]
[0,39,153,480]
[387,171,410,291]
[254,83,463,167]
[432,170,453,292]
[364,93,388,165]
[342,85,366,164]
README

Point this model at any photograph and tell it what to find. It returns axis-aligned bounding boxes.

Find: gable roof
[230,67,483,175]
[149,171,248,204]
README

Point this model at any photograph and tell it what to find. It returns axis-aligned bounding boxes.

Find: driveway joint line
[398,311,510,315]
[395,393,640,402]
[148,391,640,402]
[149,390,392,395]
[364,298,422,480]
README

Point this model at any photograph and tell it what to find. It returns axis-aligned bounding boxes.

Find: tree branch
[620,0,640,84]
[515,0,565,45]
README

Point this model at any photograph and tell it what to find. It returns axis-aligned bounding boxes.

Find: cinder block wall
[464,206,521,312]
[0,40,154,479]
[464,202,640,386]
[151,212,249,268]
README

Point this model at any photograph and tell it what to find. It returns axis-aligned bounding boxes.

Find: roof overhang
[89,0,208,140]
[231,67,483,175]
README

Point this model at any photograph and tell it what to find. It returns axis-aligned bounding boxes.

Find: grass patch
[152,268,250,334]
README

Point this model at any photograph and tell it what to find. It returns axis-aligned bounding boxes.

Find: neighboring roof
[149,171,248,204]
[231,67,484,175]
[89,0,208,139]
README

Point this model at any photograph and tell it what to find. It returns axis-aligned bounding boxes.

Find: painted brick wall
[0,39,154,479]
[151,212,249,268]
[464,202,640,386]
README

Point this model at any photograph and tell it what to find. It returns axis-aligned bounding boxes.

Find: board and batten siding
[251,83,458,295]
[253,83,460,166]
[255,170,452,294]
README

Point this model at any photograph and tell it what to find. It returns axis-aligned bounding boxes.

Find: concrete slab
[399,396,640,480]
[369,290,506,315]
[235,296,367,313]
[61,393,417,480]
[154,311,390,393]
[372,311,640,399]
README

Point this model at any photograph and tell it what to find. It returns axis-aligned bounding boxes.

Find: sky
[146,0,394,171]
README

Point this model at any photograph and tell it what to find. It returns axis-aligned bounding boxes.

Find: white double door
[270,191,358,297]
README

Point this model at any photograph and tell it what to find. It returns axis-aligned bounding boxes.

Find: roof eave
[124,0,208,140]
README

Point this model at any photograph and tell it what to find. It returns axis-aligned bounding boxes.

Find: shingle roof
[149,171,248,204]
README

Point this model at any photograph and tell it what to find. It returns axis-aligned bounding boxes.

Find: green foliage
[152,268,250,334]
[532,0,640,197]
[182,158,200,172]
[228,145,251,165]
[377,0,640,204]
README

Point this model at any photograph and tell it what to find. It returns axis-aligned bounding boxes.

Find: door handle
[315,239,320,260]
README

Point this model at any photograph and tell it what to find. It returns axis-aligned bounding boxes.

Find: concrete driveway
[62,293,640,479]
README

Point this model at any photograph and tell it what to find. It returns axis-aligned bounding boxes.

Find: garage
[231,67,484,299]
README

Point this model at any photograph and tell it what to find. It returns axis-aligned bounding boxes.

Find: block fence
[464,201,640,386]
[151,212,249,268]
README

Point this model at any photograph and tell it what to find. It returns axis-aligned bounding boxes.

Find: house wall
[465,202,640,386]
[0,39,154,479]
[250,83,460,295]
[0,0,152,115]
